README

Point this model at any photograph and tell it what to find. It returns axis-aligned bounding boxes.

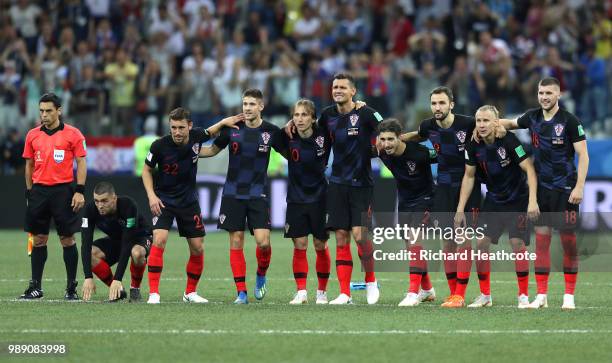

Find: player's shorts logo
[315,136,325,148]
[219,214,226,224]
[53,149,65,163]
[261,132,271,145]
[349,114,359,126]
[456,131,466,143]
[554,124,564,137]
[152,216,159,226]
[285,223,290,233]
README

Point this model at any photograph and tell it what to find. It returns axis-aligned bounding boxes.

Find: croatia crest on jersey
[456,131,467,143]
[349,114,359,126]
[315,136,325,148]
[261,132,271,145]
[407,161,417,175]
[554,124,564,136]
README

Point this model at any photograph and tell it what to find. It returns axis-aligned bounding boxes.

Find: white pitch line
[1,328,611,335]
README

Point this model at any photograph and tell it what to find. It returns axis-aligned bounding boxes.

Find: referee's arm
[24,158,34,191]
[72,156,86,212]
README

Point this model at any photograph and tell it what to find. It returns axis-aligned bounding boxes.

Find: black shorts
[398,197,433,228]
[479,194,530,245]
[152,202,206,238]
[285,200,329,241]
[217,197,270,233]
[535,187,579,230]
[325,183,373,231]
[93,235,152,266]
[25,183,80,236]
[433,184,481,230]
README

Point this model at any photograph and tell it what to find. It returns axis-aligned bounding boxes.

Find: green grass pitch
[1,229,612,362]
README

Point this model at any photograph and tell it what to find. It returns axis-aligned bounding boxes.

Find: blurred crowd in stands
[0,0,611,174]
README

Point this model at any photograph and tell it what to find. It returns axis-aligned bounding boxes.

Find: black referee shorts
[284,199,329,241]
[325,182,373,231]
[217,197,271,234]
[433,184,481,230]
[93,235,152,266]
[152,202,206,238]
[25,183,80,236]
[535,187,579,230]
[479,194,530,245]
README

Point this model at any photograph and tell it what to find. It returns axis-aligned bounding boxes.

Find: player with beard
[401,87,481,306]
[494,77,589,309]
[143,107,243,304]
[376,119,438,306]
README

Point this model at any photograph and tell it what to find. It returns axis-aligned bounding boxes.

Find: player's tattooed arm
[199,144,222,158]
[454,164,476,228]
[570,140,589,205]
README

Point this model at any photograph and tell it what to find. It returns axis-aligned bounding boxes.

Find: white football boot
[329,293,353,305]
[289,290,308,305]
[315,290,328,304]
[366,281,380,305]
[398,292,420,307]
[183,292,209,303]
[468,294,493,308]
[561,294,575,310]
[517,294,530,309]
[528,294,548,309]
[147,293,160,304]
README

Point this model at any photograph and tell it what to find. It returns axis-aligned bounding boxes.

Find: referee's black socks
[31,245,48,283]
[63,244,78,283]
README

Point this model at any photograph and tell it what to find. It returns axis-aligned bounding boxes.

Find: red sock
[92,259,113,286]
[315,247,331,291]
[292,248,308,290]
[357,240,376,283]
[256,246,272,277]
[561,231,578,294]
[514,246,529,296]
[230,248,247,292]
[147,245,164,294]
[455,246,472,298]
[185,253,204,294]
[443,246,457,294]
[336,244,353,296]
[534,233,551,294]
[421,273,432,290]
[408,244,426,293]
[476,258,490,295]
[130,260,145,288]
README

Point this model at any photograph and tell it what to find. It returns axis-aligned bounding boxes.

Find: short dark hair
[39,93,62,109]
[169,107,191,122]
[242,88,264,100]
[93,182,115,195]
[333,72,355,86]
[378,118,403,136]
[539,77,560,88]
[430,86,454,102]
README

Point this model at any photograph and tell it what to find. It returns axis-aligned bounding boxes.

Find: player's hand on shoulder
[221,113,245,130]
[284,119,296,139]
[355,100,367,109]
[375,135,383,156]
[148,194,165,217]
[109,280,123,301]
[82,278,96,301]
[71,191,85,212]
